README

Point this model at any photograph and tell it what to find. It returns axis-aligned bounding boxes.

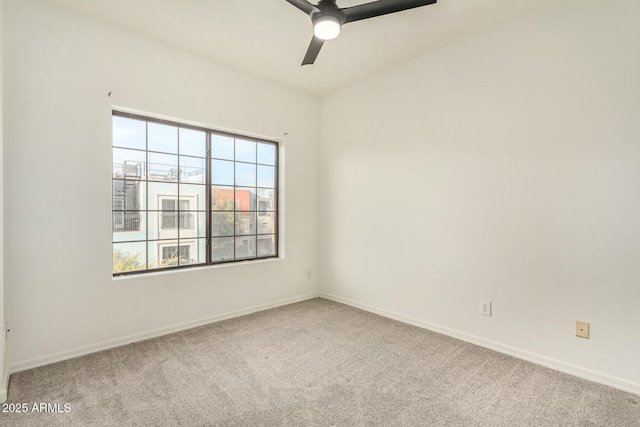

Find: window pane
[113,148,145,178]
[194,239,207,264]
[256,188,275,212]
[180,156,206,184]
[155,199,184,240]
[113,242,146,273]
[113,179,146,211]
[257,212,275,235]
[149,240,179,269]
[235,187,256,211]
[148,122,178,154]
[257,234,276,257]
[112,212,146,241]
[212,212,234,237]
[235,162,256,187]
[148,182,178,210]
[211,134,234,160]
[177,244,191,266]
[161,211,178,230]
[181,212,206,238]
[212,237,234,262]
[257,142,276,165]
[148,152,178,182]
[147,212,164,240]
[177,239,206,266]
[179,128,206,158]
[235,236,256,259]
[212,159,234,185]
[257,165,275,188]
[113,116,146,150]
[211,186,234,210]
[235,211,256,235]
[180,184,206,210]
[154,211,179,240]
[235,139,256,163]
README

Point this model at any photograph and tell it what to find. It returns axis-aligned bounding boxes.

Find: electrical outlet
[576,321,589,339]
[480,300,492,317]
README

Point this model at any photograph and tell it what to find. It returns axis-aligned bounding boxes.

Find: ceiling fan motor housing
[311,0,347,25]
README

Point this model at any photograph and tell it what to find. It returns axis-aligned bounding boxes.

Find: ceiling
[50,0,550,95]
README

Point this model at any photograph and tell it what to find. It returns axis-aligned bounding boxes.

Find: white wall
[320,0,640,393]
[0,0,6,404]
[4,0,320,369]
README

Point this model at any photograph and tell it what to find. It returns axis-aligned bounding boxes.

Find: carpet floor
[2,298,639,426]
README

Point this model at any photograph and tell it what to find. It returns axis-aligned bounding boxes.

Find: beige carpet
[2,298,639,426]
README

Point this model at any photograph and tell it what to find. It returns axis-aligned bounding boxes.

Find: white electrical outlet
[480,300,492,317]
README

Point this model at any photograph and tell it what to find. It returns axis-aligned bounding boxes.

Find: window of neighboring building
[160,199,193,230]
[161,245,191,266]
[112,112,278,275]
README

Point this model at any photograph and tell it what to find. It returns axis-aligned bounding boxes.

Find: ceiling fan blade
[285,0,319,16]
[302,36,325,65]
[343,0,436,24]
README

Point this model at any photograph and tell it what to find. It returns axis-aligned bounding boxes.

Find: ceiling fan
[286,0,437,65]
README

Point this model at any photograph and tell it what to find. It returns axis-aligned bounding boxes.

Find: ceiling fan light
[314,15,341,40]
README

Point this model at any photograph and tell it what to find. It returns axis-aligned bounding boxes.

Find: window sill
[112,256,284,281]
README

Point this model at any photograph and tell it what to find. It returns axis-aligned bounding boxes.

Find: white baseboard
[1,365,8,403]
[320,292,640,397]
[10,292,320,374]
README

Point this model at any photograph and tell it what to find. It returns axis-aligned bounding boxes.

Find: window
[160,199,193,230]
[112,112,278,275]
[161,199,178,229]
[161,245,190,266]
[210,133,277,263]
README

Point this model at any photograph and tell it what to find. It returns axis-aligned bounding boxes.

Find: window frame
[112,111,279,276]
